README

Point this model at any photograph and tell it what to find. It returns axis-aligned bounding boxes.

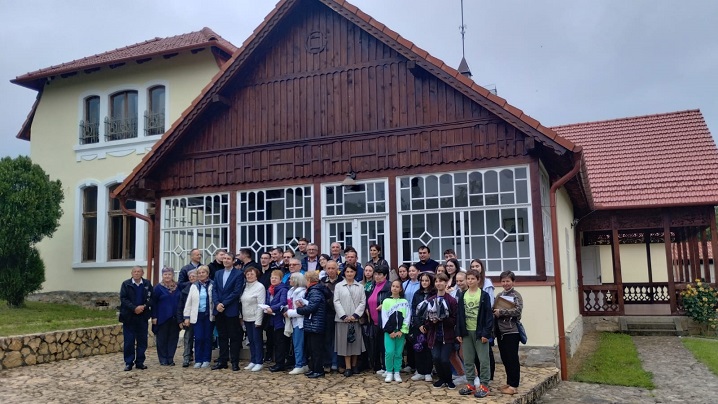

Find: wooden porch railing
[581,282,692,315]
[581,285,621,315]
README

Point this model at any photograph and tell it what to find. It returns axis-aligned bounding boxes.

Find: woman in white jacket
[183,265,214,369]
[284,272,308,375]
[241,267,266,372]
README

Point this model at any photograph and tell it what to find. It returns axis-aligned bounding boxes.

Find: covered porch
[576,206,717,316]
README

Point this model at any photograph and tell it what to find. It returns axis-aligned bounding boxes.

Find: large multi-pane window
[81,186,98,261]
[324,181,389,263]
[105,90,138,140]
[80,96,100,144]
[238,186,313,257]
[108,184,136,260]
[161,194,229,273]
[398,167,533,273]
[145,85,165,136]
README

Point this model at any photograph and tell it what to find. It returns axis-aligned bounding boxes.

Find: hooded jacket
[267,282,289,330]
[296,282,331,334]
[456,288,493,340]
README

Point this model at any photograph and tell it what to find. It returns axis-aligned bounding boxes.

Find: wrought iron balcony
[104,116,138,141]
[144,110,165,136]
[79,120,100,144]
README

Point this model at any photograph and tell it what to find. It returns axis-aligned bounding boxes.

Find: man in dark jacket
[456,268,493,397]
[207,249,226,281]
[178,248,202,284]
[414,245,439,273]
[119,266,153,371]
[293,271,330,378]
[177,269,198,367]
[212,252,245,371]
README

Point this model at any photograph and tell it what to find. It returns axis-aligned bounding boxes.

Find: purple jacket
[267,282,289,330]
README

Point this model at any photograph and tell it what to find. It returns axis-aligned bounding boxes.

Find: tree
[0,156,63,307]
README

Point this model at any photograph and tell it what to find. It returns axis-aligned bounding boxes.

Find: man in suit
[119,266,153,371]
[212,251,245,371]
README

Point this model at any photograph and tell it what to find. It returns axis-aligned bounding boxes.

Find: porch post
[663,212,677,314]
[700,228,710,283]
[710,209,718,285]
[610,215,624,314]
[575,228,585,315]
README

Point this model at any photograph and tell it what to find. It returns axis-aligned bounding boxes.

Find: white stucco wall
[556,186,581,331]
[598,243,670,283]
[29,52,221,292]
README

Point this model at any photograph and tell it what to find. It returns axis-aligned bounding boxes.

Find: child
[457,268,494,398]
[421,273,458,389]
[381,279,411,383]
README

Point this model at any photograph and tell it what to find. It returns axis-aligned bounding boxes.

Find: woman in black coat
[294,271,330,378]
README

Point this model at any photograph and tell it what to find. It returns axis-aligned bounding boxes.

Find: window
[145,86,165,136]
[161,194,229,272]
[108,184,136,260]
[398,167,533,273]
[105,90,138,141]
[79,96,100,144]
[540,168,554,276]
[238,186,313,257]
[81,186,98,261]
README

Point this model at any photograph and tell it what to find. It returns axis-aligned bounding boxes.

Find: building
[12,28,237,293]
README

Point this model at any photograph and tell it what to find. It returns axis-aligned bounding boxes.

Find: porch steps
[619,316,686,336]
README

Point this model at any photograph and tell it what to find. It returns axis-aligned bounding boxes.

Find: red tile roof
[552,110,718,209]
[12,27,237,91]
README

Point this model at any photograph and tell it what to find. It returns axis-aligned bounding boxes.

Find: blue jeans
[245,321,263,365]
[123,315,148,366]
[292,326,305,367]
[193,312,213,363]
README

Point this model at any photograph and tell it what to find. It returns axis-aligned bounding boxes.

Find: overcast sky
[2,0,717,158]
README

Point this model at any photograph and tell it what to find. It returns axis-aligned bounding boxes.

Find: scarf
[161,279,177,293]
[269,284,276,297]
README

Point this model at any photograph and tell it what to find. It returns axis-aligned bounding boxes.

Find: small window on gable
[79,96,100,144]
[145,85,165,136]
[105,90,138,141]
[82,186,98,261]
[108,184,136,260]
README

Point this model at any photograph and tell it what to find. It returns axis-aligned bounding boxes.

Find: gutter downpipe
[119,198,155,284]
[549,148,582,381]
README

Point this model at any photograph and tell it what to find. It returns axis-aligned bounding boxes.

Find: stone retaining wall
[27,291,119,311]
[0,324,135,370]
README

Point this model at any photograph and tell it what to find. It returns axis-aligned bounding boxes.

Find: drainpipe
[119,198,155,284]
[549,149,583,381]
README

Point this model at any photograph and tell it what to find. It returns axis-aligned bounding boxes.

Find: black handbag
[348,323,356,343]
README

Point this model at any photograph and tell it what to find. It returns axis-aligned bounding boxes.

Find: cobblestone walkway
[539,335,718,404]
[0,348,558,404]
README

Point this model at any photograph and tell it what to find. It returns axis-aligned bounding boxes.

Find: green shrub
[681,279,718,332]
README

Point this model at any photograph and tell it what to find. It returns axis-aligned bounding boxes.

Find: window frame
[107,183,137,261]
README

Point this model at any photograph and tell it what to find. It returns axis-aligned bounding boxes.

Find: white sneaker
[384,372,393,382]
[411,372,423,381]
[244,362,255,370]
[201,362,211,368]
[193,362,202,369]
[401,366,413,373]
[301,365,309,373]
[394,372,403,382]
[424,374,433,382]
[288,367,303,375]
[376,369,385,376]
[251,364,263,372]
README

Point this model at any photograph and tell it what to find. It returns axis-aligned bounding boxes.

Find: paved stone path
[0,348,558,404]
[538,335,718,404]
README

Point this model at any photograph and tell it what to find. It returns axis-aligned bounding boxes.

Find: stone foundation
[0,324,154,370]
[565,315,584,357]
[27,291,119,311]
[493,344,559,368]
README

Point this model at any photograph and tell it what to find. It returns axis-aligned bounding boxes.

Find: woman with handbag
[421,273,459,390]
[493,270,524,395]
[333,263,366,377]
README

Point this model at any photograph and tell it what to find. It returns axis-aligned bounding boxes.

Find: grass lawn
[572,332,655,389]
[682,337,718,377]
[0,301,118,337]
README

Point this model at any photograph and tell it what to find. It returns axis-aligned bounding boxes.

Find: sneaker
[251,364,263,372]
[384,372,393,383]
[425,374,433,382]
[200,362,211,368]
[401,366,413,373]
[474,377,481,387]
[393,372,403,383]
[244,362,255,370]
[474,384,490,398]
[432,380,446,389]
[193,362,202,369]
[459,385,476,395]
[376,369,385,376]
[411,372,424,381]
[288,367,304,375]
[447,381,456,390]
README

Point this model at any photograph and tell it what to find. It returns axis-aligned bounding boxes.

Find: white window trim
[72,175,148,269]
[321,178,391,264]
[395,165,536,274]
[74,80,169,162]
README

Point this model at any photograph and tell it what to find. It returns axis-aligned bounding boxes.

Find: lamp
[342,171,357,187]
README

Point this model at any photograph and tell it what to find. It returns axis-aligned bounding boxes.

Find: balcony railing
[79,120,100,144]
[104,116,138,141]
[144,110,165,136]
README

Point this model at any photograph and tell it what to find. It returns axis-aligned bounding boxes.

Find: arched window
[145,85,165,136]
[105,90,138,141]
[79,96,100,144]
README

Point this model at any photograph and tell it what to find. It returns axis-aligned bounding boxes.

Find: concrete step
[619,316,686,336]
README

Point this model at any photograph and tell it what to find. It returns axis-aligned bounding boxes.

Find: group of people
[119,240,524,398]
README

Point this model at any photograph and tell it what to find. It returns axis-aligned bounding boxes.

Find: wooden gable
[154,1,535,194]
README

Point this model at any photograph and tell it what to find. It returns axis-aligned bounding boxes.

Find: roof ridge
[550,109,702,129]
